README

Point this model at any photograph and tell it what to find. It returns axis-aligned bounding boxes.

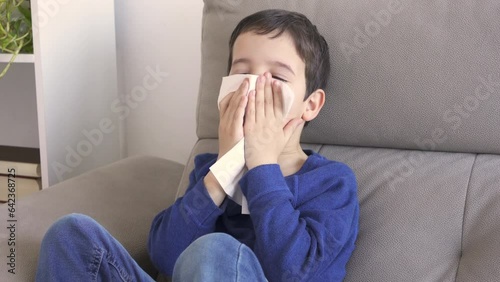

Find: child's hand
[244,73,304,170]
[217,78,249,160]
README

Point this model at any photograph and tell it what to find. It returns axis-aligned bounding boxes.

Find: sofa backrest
[196,0,500,154]
[177,1,500,281]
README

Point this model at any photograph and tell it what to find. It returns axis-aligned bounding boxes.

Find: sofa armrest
[0,155,184,281]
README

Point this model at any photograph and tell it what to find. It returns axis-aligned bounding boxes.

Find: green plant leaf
[0,0,33,78]
[17,2,30,23]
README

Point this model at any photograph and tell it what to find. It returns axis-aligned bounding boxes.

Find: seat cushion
[0,156,184,281]
[178,139,500,281]
[455,155,500,281]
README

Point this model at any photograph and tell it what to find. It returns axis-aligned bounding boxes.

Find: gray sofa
[1,0,499,281]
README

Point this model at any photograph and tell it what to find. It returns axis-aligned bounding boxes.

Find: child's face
[229,31,308,123]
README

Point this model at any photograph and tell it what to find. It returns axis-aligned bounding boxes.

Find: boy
[35,9,359,282]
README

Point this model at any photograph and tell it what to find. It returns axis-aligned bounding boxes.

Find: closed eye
[237,73,288,83]
[272,76,287,82]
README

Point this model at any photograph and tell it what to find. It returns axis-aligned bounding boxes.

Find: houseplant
[0,0,32,78]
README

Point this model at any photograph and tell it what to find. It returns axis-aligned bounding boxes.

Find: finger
[233,91,248,127]
[245,90,256,128]
[238,78,250,96]
[219,91,233,115]
[264,72,274,117]
[272,79,284,120]
[227,78,249,119]
[255,74,266,122]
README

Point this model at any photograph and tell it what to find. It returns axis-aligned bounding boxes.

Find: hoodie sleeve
[147,153,228,276]
[239,160,359,282]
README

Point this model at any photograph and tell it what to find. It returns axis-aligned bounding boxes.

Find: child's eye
[272,76,287,82]
[236,73,287,83]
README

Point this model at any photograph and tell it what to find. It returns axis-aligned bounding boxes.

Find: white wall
[114,0,203,165]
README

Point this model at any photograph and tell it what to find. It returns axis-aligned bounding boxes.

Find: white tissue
[210,74,294,214]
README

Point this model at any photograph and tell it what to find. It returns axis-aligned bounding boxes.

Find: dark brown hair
[227,9,331,100]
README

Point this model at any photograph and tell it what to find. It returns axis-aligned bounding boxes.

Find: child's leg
[172,232,267,282]
[35,213,155,282]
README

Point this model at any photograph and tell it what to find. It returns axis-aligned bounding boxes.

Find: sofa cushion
[198,0,500,154]
[455,155,500,281]
[178,139,499,281]
[0,156,184,281]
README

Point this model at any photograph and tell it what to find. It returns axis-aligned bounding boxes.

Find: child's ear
[301,89,325,122]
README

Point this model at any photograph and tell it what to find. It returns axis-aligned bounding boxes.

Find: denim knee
[190,233,239,250]
[41,213,99,246]
[37,213,155,282]
[172,233,238,280]
[173,233,267,282]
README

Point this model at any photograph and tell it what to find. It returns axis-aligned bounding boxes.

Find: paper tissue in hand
[209,74,294,214]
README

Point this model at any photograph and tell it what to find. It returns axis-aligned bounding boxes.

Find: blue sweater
[148,150,359,281]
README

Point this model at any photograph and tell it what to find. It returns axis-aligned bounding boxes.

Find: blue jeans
[36,213,267,282]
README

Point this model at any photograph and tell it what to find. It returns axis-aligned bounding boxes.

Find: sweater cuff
[181,180,227,226]
[239,164,290,200]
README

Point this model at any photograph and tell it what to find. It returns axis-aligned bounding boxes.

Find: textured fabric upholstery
[178,138,499,281]
[0,156,184,281]
[179,0,500,281]
[197,0,500,154]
